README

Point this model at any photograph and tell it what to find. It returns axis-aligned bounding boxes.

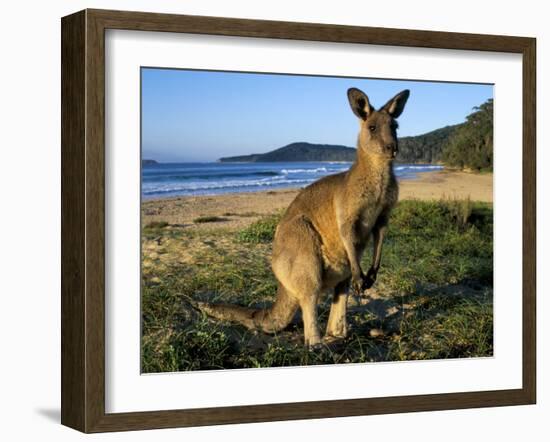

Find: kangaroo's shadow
[352,280,490,324]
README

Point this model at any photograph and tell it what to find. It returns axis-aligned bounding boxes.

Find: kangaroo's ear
[381,89,410,118]
[347,88,373,120]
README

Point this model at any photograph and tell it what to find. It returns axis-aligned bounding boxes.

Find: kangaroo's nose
[386,143,397,157]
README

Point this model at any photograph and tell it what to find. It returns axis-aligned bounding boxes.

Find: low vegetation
[442,99,493,171]
[236,213,282,243]
[142,198,493,372]
[145,220,169,229]
[193,215,227,223]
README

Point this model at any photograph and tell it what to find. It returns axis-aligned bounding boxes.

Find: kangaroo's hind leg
[326,278,350,338]
[299,291,322,347]
[272,215,324,347]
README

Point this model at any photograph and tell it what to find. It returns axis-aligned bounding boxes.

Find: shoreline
[141,162,444,202]
[142,170,493,231]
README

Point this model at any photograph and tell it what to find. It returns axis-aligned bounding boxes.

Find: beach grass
[141,198,493,372]
[193,215,227,224]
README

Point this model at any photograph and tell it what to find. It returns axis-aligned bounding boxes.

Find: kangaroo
[196,88,410,347]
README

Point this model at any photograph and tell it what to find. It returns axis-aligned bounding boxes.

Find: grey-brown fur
[197,88,410,346]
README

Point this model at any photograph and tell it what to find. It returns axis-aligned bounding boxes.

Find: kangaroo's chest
[356,206,383,244]
[356,176,398,237]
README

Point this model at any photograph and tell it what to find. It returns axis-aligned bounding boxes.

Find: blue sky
[141,68,493,162]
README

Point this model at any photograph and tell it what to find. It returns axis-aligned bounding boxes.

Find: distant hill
[142,159,158,165]
[396,125,459,164]
[218,126,460,164]
[219,142,357,163]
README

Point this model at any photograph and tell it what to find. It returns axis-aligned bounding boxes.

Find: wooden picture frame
[61,8,536,433]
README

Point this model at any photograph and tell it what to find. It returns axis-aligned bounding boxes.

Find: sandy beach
[142,170,493,230]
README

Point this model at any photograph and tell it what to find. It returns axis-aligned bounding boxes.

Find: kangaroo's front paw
[351,271,365,295]
[362,267,378,290]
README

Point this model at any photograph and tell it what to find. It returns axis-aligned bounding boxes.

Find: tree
[442,99,493,171]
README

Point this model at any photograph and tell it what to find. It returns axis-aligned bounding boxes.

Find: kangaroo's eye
[368,125,376,132]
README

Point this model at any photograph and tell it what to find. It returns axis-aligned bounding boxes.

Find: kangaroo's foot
[325,313,348,338]
[325,324,348,339]
[298,291,322,349]
[301,306,322,348]
[304,335,323,350]
[326,287,348,338]
[322,335,347,353]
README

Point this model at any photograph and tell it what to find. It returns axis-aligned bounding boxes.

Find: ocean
[142,162,444,199]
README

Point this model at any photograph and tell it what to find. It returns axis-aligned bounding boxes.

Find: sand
[142,170,493,231]
[398,169,493,202]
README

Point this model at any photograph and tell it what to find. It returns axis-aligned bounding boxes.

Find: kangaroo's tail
[194,283,298,333]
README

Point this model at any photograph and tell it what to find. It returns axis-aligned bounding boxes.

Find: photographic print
[140,68,494,373]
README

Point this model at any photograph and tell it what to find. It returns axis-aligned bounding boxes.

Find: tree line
[441,99,493,171]
[397,98,493,171]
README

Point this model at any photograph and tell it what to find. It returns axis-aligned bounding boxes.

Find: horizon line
[143,122,462,163]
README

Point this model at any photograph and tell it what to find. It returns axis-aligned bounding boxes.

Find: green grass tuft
[236,213,283,243]
[193,216,227,223]
[145,220,169,229]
